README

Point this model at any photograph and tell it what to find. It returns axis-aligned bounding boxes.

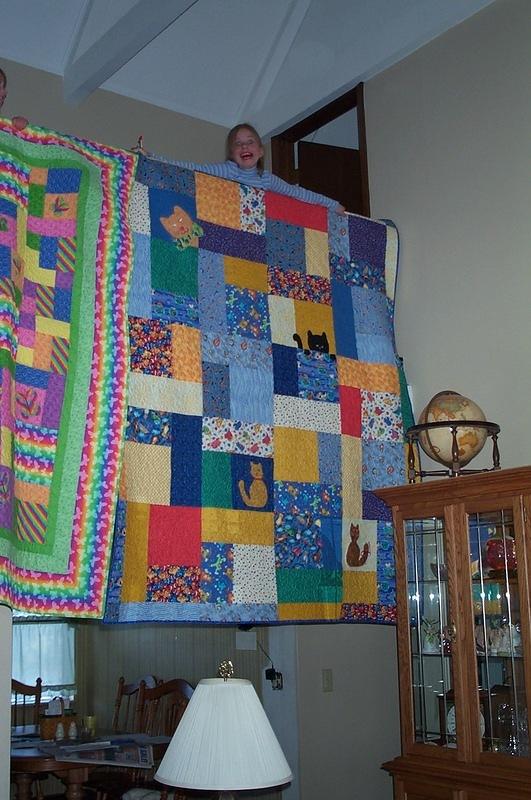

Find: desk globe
[417,390,488,467]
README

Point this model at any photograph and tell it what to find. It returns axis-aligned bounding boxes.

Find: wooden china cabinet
[375,466,531,800]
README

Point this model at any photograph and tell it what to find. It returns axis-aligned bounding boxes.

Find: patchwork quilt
[0,120,136,616]
[105,155,407,625]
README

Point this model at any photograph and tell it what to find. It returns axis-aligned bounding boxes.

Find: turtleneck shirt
[146,156,339,211]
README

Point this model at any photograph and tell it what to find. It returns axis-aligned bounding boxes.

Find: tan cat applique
[238,462,268,509]
[160,205,203,250]
[346,523,370,567]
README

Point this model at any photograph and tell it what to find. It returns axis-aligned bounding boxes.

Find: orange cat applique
[160,205,203,250]
[346,523,370,567]
[238,462,268,509]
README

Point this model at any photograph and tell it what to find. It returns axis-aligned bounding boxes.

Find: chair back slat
[111,674,158,732]
[11,678,42,727]
[135,678,194,737]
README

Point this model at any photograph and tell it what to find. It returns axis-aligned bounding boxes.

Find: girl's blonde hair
[226,123,264,174]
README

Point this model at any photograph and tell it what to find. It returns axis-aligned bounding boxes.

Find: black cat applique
[293,329,329,354]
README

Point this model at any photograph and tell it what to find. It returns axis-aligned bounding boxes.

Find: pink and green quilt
[0,120,136,617]
[104,155,407,625]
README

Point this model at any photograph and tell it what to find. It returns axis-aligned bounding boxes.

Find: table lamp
[155,661,292,800]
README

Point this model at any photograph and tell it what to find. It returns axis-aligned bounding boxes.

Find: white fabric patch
[274,395,341,433]
[233,545,277,604]
[128,181,151,235]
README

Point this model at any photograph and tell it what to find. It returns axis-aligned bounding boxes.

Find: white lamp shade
[155,678,292,791]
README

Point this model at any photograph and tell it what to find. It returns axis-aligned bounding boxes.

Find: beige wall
[295,624,399,800]
[0,56,225,161]
[366,0,531,470]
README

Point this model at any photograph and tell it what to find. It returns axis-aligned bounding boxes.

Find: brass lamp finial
[218,660,234,681]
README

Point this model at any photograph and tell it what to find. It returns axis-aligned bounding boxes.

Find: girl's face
[230,127,264,170]
[0,79,7,110]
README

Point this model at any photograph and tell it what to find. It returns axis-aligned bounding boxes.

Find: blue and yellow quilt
[105,155,406,624]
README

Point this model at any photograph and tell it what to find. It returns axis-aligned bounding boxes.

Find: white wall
[296,625,399,800]
[366,0,531,472]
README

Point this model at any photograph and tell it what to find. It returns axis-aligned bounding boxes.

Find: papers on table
[37,734,165,768]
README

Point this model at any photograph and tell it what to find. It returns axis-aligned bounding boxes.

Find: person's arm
[141,151,235,179]
[268,173,345,213]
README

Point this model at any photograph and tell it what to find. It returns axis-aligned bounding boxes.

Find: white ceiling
[0,0,494,137]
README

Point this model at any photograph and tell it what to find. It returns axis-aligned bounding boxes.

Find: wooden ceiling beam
[63,0,198,106]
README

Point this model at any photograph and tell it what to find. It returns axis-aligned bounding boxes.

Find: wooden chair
[111,674,158,733]
[96,679,195,800]
[11,678,45,799]
[83,674,158,800]
[11,677,42,727]
[135,678,194,737]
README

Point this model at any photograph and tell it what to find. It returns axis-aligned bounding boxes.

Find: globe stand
[406,420,501,483]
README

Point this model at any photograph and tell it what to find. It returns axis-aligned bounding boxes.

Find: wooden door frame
[271,82,370,216]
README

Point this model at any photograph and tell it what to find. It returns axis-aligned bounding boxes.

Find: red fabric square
[339,385,361,437]
[265,192,328,232]
[148,505,201,566]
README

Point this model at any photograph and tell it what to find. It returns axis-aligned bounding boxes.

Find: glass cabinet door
[468,507,529,757]
[406,515,457,748]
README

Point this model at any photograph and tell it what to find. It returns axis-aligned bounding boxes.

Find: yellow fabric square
[0,427,11,468]
[26,251,56,287]
[304,229,329,277]
[33,333,52,371]
[195,172,241,229]
[16,208,28,255]
[201,508,273,545]
[170,324,201,382]
[268,295,297,346]
[278,602,341,621]
[341,436,362,517]
[337,357,399,393]
[30,168,48,186]
[16,345,33,367]
[343,571,377,604]
[44,193,78,220]
[294,300,336,355]
[274,427,318,482]
[122,502,150,602]
[123,441,171,505]
[224,257,268,292]
[36,317,70,339]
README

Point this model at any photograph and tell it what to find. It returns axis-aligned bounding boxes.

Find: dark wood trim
[271,82,370,216]
[355,82,370,216]
[271,135,297,186]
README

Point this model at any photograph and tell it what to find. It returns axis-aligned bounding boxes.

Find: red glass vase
[484,536,517,572]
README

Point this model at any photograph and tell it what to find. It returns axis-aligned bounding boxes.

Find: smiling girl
[145,122,345,214]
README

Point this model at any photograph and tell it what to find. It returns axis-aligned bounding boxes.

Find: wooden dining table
[11,744,90,800]
[11,726,171,800]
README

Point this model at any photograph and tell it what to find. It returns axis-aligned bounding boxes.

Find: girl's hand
[12,116,28,131]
